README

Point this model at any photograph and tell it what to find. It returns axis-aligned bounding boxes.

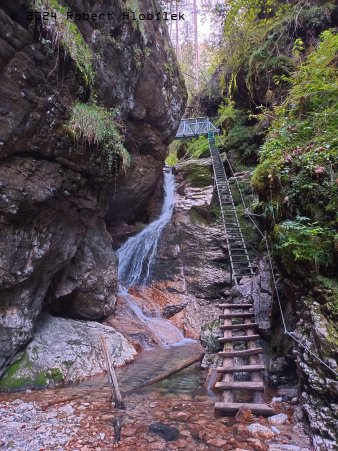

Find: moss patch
[189,206,212,225]
[0,353,64,391]
[33,0,95,87]
[185,164,212,188]
[67,102,130,171]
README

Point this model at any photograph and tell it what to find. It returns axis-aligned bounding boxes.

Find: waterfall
[117,168,175,288]
[116,168,194,347]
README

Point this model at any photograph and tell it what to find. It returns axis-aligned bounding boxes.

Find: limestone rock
[201,353,223,369]
[0,0,186,376]
[0,314,136,390]
[200,320,223,353]
[49,220,118,320]
[247,423,275,440]
[268,414,288,426]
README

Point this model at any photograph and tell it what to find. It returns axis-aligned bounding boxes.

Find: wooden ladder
[214,302,273,416]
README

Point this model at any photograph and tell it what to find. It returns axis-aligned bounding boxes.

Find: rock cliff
[0,0,186,381]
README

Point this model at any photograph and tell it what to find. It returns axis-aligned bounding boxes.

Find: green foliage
[165,149,178,167]
[220,0,288,94]
[251,29,338,273]
[253,29,338,204]
[274,217,334,271]
[32,0,94,87]
[246,48,294,95]
[216,99,237,125]
[165,141,180,167]
[68,102,130,171]
[185,136,210,159]
[217,106,259,162]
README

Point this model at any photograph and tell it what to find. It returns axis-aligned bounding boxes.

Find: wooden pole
[100,336,125,409]
[123,352,204,396]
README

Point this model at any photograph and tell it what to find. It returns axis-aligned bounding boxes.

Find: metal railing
[176,117,219,139]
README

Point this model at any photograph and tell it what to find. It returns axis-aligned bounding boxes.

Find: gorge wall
[0,0,186,382]
[186,2,338,448]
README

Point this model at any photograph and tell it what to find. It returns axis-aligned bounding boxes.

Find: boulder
[48,220,118,320]
[0,314,136,390]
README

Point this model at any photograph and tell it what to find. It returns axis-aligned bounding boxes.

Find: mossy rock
[0,353,64,391]
[189,206,212,226]
[200,319,223,353]
[185,164,212,188]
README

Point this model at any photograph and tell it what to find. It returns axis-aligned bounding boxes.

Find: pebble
[0,400,77,451]
[0,384,312,451]
[268,413,289,426]
[268,445,301,451]
[247,423,275,440]
[58,404,75,416]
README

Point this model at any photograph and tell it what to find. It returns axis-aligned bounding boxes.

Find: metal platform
[176,117,218,139]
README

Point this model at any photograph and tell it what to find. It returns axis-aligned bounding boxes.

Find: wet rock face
[296,298,338,450]
[270,275,338,449]
[48,220,118,320]
[0,314,136,390]
[200,319,223,354]
[0,1,186,375]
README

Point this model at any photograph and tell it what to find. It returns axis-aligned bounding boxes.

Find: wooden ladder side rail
[221,305,235,406]
[245,317,266,404]
[208,141,254,283]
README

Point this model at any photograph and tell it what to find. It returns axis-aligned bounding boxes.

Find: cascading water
[117,168,175,287]
[117,168,193,347]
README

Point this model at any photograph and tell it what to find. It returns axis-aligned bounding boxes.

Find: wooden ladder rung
[218,347,263,358]
[215,381,264,390]
[218,334,260,343]
[220,323,258,330]
[219,312,255,319]
[215,402,274,416]
[216,364,265,373]
[217,303,252,308]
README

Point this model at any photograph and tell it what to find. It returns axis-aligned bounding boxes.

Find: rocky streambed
[0,343,313,451]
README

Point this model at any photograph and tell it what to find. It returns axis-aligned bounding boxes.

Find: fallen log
[123,352,204,396]
[42,395,82,410]
[100,336,125,409]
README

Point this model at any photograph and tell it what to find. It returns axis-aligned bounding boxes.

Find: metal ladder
[208,132,254,285]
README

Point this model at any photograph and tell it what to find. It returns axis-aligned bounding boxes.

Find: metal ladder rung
[209,136,253,285]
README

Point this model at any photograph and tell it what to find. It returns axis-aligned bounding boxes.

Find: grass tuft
[68,102,130,171]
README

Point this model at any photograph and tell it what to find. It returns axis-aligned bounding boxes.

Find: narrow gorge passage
[0,0,337,450]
